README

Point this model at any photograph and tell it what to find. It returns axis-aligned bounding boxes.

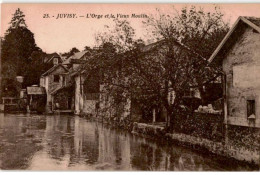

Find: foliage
[95,19,137,53]
[143,6,230,104]
[84,46,93,52]
[7,8,27,31]
[82,6,229,130]
[1,8,39,96]
[28,50,50,85]
[61,47,80,59]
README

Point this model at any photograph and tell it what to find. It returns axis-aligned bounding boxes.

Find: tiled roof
[62,51,88,65]
[44,52,60,63]
[41,64,68,76]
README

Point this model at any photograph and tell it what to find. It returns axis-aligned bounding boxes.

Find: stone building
[73,71,100,115]
[209,16,260,163]
[61,51,95,115]
[39,51,91,114]
[40,64,69,113]
[209,16,260,128]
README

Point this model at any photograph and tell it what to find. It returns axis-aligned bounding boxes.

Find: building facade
[209,16,260,128]
[40,64,69,113]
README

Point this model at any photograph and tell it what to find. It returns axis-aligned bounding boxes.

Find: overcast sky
[1,3,260,53]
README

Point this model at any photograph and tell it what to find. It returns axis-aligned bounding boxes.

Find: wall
[82,99,96,114]
[42,66,68,113]
[132,122,259,165]
[173,112,224,142]
[227,125,260,152]
[223,26,260,127]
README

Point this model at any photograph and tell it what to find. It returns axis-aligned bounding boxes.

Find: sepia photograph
[0,2,260,171]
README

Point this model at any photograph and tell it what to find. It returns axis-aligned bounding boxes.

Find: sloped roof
[44,53,60,63]
[62,51,89,65]
[41,64,68,77]
[141,39,207,61]
[209,16,260,63]
[27,87,46,95]
[244,16,260,28]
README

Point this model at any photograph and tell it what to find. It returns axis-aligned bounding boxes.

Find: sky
[1,3,260,54]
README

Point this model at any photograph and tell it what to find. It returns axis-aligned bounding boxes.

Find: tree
[8,8,27,31]
[95,19,136,53]
[1,8,39,96]
[137,5,229,129]
[83,6,229,130]
[84,46,93,52]
[143,6,229,104]
[81,20,139,121]
[28,50,49,85]
[61,47,80,59]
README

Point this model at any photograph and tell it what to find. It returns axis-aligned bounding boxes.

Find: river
[0,113,256,171]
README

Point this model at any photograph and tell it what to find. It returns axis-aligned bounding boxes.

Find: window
[247,100,255,118]
[53,58,58,65]
[54,75,60,83]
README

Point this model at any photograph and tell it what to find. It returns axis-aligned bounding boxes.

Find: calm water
[0,113,256,171]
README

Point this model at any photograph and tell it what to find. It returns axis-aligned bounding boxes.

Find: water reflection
[0,113,256,171]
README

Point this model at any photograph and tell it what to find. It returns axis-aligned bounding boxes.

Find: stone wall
[227,124,260,152]
[165,132,259,165]
[173,112,224,142]
[132,122,259,166]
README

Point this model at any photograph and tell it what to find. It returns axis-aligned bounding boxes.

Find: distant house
[73,71,100,115]
[209,16,260,128]
[27,86,46,113]
[64,51,99,115]
[62,51,90,70]
[40,64,70,113]
[43,52,63,65]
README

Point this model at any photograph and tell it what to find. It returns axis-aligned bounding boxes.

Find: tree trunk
[169,109,177,132]
[198,86,206,105]
[165,107,175,132]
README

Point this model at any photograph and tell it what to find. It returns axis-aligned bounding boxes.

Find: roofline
[41,64,68,77]
[208,16,260,63]
[143,39,207,61]
[67,51,89,60]
[46,54,61,63]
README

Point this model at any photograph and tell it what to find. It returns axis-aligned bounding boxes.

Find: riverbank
[79,114,259,169]
[131,122,259,168]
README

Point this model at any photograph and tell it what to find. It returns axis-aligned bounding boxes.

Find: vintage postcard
[0,3,260,171]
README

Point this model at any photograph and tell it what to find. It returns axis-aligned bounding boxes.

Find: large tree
[132,6,229,129]
[82,6,229,130]
[1,8,39,96]
[143,6,229,105]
